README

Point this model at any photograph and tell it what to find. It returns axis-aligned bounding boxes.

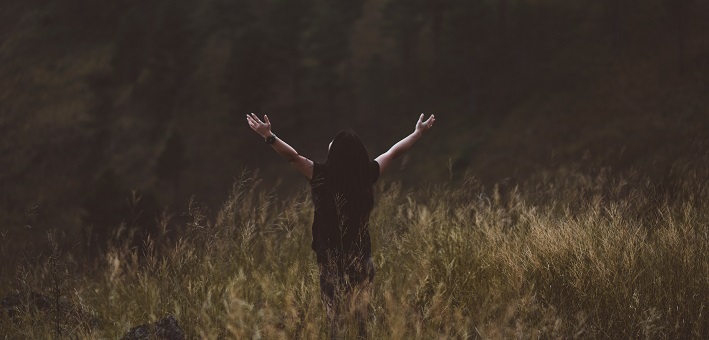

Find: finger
[423,115,433,125]
[264,114,271,125]
[246,115,257,126]
[250,113,262,124]
[418,113,424,123]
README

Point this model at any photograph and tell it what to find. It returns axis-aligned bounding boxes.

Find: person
[246,113,435,338]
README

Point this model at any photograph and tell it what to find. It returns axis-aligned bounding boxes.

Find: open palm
[246,113,272,138]
[415,113,436,134]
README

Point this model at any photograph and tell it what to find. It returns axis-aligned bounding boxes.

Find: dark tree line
[1,0,707,252]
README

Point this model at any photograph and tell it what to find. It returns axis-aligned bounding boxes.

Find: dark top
[309,160,380,267]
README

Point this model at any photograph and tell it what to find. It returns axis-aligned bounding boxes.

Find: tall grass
[1,168,708,339]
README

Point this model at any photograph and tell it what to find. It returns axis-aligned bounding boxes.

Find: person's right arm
[246,113,314,179]
[375,113,435,175]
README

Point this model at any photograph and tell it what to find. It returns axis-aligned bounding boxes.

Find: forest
[2,0,708,244]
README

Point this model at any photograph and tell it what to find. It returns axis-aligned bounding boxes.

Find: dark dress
[310,160,380,293]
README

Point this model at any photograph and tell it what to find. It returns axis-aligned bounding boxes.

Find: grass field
[1,167,708,339]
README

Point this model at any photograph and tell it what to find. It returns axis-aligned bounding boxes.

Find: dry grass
[1,168,708,339]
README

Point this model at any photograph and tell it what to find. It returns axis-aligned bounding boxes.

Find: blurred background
[1,0,708,254]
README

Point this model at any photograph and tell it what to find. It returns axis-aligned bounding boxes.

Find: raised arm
[246,113,313,179]
[375,113,435,175]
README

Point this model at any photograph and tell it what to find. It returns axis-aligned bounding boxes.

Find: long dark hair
[324,130,374,225]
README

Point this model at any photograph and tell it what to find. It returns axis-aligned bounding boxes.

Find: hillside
[1,0,708,250]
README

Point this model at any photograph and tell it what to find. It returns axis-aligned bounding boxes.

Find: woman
[246,113,435,337]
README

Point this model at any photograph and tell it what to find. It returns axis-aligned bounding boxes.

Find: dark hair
[324,130,374,225]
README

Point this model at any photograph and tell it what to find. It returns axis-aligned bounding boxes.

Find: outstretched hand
[415,113,436,135]
[246,113,272,138]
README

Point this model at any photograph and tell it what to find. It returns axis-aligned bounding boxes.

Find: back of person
[310,155,380,287]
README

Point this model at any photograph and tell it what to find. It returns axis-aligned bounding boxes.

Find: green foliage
[2,168,708,338]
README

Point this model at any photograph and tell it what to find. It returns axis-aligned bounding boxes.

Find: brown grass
[1,167,708,339]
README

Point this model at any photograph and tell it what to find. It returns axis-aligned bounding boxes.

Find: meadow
[1,166,708,339]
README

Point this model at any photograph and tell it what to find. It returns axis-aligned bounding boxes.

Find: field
[1,166,708,339]
[3,0,709,338]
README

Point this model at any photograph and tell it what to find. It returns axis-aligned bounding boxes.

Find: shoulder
[310,162,326,186]
[311,161,326,176]
[370,160,380,184]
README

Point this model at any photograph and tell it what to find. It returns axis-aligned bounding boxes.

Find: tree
[156,131,187,205]
[664,0,690,77]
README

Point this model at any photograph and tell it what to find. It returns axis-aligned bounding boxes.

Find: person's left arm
[246,113,313,179]
[375,113,435,175]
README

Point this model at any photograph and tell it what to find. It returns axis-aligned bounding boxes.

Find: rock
[123,314,185,340]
